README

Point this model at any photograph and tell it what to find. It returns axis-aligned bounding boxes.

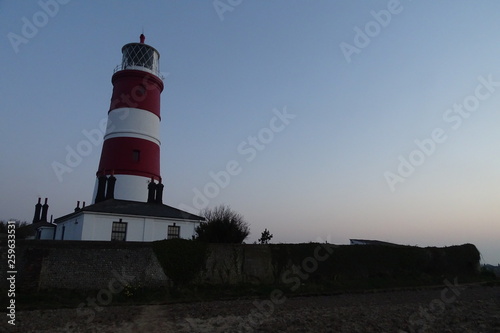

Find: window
[133,150,140,162]
[111,220,127,241]
[167,224,180,239]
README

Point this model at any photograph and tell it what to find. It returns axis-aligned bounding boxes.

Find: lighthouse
[54,35,204,242]
[93,34,164,203]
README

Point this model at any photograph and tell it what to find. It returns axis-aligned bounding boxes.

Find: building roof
[350,239,401,246]
[54,199,205,223]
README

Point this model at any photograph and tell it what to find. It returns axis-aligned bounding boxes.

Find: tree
[195,205,250,243]
[258,228,273,244]
[0,220,28,233]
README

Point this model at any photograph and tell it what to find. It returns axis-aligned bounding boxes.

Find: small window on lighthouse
[133,150,141,162]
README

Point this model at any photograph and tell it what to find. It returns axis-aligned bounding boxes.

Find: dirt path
[5,285,500,332]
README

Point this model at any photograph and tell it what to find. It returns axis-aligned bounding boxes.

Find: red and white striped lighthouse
[93,34,164,203]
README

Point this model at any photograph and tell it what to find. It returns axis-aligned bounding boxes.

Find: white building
[17,221,56,240]
[54,199,203,241]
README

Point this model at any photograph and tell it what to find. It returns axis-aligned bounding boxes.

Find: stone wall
[0,240,481,292]
[194,242,481,287]
[199,244,275,285]
[0,240,168,291]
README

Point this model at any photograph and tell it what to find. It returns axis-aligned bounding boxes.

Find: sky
[1,0,499,264]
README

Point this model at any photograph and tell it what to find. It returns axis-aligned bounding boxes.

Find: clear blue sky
[1,1,499,264]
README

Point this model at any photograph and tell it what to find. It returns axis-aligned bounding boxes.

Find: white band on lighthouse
[105,108,161,145]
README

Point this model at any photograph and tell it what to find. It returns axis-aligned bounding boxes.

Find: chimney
[82,201,86,208]
[74,201,80,212]
[147,178,156,203]
[40,198,49,222]
[155,181,164,204]
[32,198,42,223]
[105,175,116,200]
[95,175,107,203]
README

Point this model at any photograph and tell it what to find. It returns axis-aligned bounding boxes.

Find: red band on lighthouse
[97,137,160,179]
[109,70,163,118]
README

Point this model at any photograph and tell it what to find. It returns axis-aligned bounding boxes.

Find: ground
[5,285,500,333]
